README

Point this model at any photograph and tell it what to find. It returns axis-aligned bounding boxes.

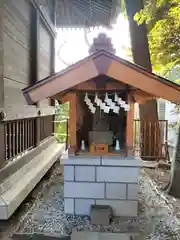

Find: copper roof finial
[89,33,116,54]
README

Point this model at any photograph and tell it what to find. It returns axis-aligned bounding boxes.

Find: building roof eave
[56,0,121,28]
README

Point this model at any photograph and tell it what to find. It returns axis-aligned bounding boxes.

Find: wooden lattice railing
[0,115,54,167]
[4,118,36,161]
[133,119,168,160]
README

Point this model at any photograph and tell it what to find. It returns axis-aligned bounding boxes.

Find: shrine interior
[76,91,127,154]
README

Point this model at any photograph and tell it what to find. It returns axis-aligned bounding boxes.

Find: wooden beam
[50,0,56,107]
[30,4,39,85]
[126,93,134,156]
[0,3,5,168]
[50,0,56,75]
[0,2,4,108]
[52,0,56,26]
[30,0,56,37]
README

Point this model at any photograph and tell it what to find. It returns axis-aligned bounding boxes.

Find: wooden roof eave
[55,0,120,28]
[22,50,180,105]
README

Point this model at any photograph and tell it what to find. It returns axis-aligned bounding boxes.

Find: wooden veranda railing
[133,119,168,160]
[4,118,36,161]
[0,115,54,166]
[40,115,54,142]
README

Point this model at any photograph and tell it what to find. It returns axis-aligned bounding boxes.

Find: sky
[55,14,131,72]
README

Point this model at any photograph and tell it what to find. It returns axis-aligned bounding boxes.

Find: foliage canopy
[134,0,180,76]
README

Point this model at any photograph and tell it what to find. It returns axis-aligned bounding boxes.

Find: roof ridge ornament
[89,32,116,54]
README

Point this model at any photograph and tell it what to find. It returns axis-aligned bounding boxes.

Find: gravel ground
[8,161,180,240]
[145,167,180,221]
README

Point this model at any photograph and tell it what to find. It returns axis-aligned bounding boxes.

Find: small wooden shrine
[23,33,180,157]
[23,33,180,217]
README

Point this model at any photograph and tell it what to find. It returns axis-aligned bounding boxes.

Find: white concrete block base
[63,156,142,217]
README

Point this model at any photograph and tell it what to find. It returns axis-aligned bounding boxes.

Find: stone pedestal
[63,155,142,217]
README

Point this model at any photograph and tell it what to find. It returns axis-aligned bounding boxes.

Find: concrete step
[11,233,70,240]
[71,231,133,240]
[0,138,65,220]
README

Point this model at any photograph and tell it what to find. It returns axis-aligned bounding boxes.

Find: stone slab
[71,231,131,240]
[91,205,112,225]
[12,233,71,240]
[96,200,138,217]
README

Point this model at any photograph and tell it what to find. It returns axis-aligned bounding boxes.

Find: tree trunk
[167,124,180,197]
[125,0,161,159]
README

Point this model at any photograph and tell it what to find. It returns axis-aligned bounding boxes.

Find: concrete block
[64,166,74,181]
[63,158,100,166]
[127,184,139,200]
[64,182,104,199]
[75,199,95,215]
[75,166,95,182]
[102,157,142,167]
[64,198,74,214]
[96,200,138,217]
[97,167,139,183]
[106,183,126,199]
[91,205,112,225]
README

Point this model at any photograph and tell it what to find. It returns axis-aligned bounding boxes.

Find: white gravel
[15,164,180,239]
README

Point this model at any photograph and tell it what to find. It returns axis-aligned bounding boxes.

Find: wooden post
[61,93,77,154]
[30,4,39,84]
[35,114,41,147]
[126,94,134,156]
[0,122,5,168]
[66,118,69,150]
[0,2,4,109]
[69,93,77,155]
[50,0,56,75]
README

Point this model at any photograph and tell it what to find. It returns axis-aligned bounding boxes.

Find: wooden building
[0,0,118,220]
[0,0,120,166]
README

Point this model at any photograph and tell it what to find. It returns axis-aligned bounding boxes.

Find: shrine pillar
[126,94,134,155]
[60,92,77,155]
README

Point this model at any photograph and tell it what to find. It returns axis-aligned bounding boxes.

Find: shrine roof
[22,50,180,105]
